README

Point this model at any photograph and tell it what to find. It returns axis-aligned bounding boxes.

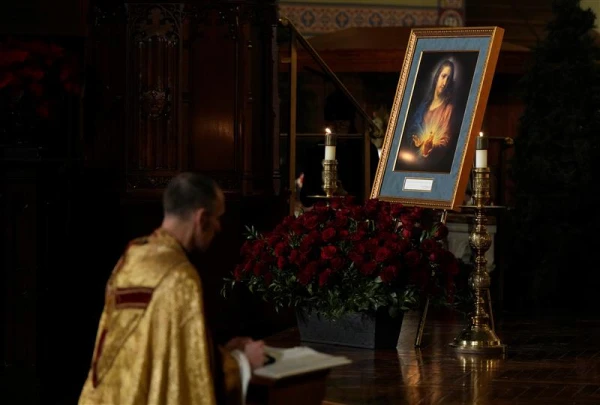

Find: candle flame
[325,127,331,135]
[479,131,484,137]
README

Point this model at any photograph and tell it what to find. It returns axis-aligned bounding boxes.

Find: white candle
[475,131,488,168]
[324,128,336,160]
[325,146,336,160]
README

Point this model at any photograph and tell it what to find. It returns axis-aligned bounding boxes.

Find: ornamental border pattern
[279,1,464,36]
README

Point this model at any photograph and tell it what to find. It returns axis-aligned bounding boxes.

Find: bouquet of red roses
[223,197,459,319]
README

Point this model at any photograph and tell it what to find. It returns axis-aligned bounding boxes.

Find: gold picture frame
[371,27,504,211]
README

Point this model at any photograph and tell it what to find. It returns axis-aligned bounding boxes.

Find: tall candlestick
[324,127,336,160]
[475,132,488,168]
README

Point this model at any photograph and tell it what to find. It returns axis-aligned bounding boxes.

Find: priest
[79,172,265,405]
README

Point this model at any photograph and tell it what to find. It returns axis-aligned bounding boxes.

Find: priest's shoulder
[159,259,203,293]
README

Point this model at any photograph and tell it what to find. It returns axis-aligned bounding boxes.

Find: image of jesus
[394,52,479,173]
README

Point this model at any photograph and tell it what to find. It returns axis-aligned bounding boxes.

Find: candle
[324,127,336,160]
[475,131,488,168]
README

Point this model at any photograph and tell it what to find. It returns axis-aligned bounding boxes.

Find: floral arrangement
[0,37,81,122]
[223,198,459,319]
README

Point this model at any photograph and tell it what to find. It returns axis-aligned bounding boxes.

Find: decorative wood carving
[126,3,183,182]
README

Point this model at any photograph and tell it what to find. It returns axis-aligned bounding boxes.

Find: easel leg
[414,209,448,347]
[414,297,429,347]
[486,288,495,332]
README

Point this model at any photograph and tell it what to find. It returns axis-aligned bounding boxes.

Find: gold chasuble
[79,229,242,405]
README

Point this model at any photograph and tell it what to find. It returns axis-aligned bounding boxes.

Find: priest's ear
[193,207,212,231]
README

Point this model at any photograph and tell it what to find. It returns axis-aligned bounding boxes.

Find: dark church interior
[3,0,600,404]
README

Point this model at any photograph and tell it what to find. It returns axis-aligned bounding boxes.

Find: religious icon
[371,27,504,210]
[394,53,479,173]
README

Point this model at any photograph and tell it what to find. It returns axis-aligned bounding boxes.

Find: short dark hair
[163,172,219,218]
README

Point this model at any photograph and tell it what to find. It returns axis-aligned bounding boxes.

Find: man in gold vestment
[79,173,265,405]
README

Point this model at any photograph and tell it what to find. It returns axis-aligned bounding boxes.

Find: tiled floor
[265,313,600,404]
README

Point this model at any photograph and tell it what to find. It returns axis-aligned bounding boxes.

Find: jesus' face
[436,66,452,98]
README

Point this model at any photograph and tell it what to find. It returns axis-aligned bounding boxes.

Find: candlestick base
[450,325,506,354]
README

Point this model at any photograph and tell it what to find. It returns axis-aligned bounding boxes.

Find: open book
[253,345,352,379]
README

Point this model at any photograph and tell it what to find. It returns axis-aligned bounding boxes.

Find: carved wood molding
[126,171,242,191]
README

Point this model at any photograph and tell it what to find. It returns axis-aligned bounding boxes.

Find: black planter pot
[296,308,403,349]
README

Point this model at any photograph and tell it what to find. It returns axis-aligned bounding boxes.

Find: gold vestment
[79,229,242,405]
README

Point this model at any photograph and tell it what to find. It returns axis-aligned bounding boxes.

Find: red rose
[264,272,273,286]
[433,224,449,240]
[253,261,267,276]
[365,238,379,253]
[348,252,364,267]
[429,252,438,263]
[251,241,265,255]
[380,265,398,283]
[349,230,365,241]
[400,214,414,229]
[330,257,345,271]
[299,238,312,253]
[298,261,319,285]
[308,230,322,242]
[291,221,304,234]
[234,264,243,281]
[397,240,410,253]
[260,252,274,263]
[322,227,336,242]
[330,198,343,210]
[360,262,377,276]
[375,247,392,263]
[240,241,251,255]
[404,250,421,268]
[243,261,253,273]
[303,215,319,229]
[339,229,349,239]
[321,246,337,260]
[277,256,287,269]
[314,203,329,214]
[390,203,404,217]
[350,206,365,221]
[267,235,280,247]
[274,242,288,256]
[334,215,348,228]
[401,228,412,239]
[289,249,300,264]
[354,243,366,255]
[411,207,424,220]
[0,72,15,89]
[319,269,332,287]
[297,271,311,285]
[282,215,295,226]
[420,239,437,253]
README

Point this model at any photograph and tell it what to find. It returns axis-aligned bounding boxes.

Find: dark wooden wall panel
[190,13,236,172]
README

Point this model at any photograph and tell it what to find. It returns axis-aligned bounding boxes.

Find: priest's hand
[225,336,252,352]
[243,340,266,370]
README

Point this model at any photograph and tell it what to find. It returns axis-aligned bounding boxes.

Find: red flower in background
[0,37,82,121]
[226,197,459,318]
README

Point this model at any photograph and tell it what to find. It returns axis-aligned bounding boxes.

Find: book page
[254,346,351,379]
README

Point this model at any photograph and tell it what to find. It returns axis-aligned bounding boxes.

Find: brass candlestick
[322,130,338,197]
[450,166,506,354]
[322,160,338,197]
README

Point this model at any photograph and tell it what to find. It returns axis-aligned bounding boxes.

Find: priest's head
[161,172,225,252]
